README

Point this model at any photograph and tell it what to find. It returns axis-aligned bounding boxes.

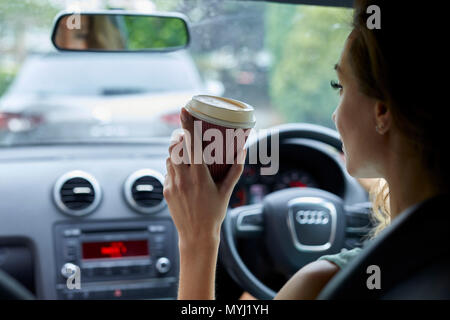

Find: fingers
[166,133,184,186]
[169,135,181,156]
[165,152,191,199]
[191,159,214,187]
[169,132,190,166]
[219,148,247,194]
[167,131,193,189]
[169,144,189,179]
[169,130,184,147]
[180,107,202,165]
[164,156,175,193]
[180,107,193,131]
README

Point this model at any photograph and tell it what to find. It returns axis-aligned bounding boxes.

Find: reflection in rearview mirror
[52,12,190,52]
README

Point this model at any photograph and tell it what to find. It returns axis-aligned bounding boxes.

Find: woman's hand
[164,108,246,246]
[163,107,246,299]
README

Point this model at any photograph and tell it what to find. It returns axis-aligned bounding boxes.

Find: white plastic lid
[185,95,256,129]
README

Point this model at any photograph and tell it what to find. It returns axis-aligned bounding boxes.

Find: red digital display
[82,240,149,260]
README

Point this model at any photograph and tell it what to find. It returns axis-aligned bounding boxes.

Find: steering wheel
[220,123,371,299]
[0,268,34,300]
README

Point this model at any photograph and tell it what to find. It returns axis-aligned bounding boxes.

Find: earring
[376,124,384,134]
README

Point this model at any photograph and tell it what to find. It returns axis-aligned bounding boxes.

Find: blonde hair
[367,178,390,238]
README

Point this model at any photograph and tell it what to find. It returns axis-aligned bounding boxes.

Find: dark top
[318,193,450,299]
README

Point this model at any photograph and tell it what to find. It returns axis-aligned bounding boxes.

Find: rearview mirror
[51,11,190,52]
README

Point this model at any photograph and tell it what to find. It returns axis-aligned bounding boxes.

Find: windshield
[0,0,352,146]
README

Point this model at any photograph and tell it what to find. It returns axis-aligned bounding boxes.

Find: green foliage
[0,69,15,96]
[124,16,188,50]
[152,0,183,11]
[265,4,352,128]
[0,0,59,29]
[0,0,60,98]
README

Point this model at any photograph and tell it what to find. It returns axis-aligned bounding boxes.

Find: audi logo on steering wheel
[295,210,329,225]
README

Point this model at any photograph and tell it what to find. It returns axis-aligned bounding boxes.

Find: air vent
[124,169,166,214]
[54,171,101,217]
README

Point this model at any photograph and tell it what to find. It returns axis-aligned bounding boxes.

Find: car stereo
[53,219,178,299]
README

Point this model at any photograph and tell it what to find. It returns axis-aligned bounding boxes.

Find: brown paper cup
[185,95,256,182]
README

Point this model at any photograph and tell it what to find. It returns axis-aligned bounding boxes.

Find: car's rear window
[8,53,202,96]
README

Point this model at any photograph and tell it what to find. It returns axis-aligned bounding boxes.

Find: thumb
[219,148,247,195]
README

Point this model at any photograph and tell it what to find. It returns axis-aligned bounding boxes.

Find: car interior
[1,0,447,300]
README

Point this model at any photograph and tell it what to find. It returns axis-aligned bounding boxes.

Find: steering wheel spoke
[344,202,374,239]
[230,204,264,238]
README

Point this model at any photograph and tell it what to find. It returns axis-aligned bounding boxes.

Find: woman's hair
[348,1,449,236]
[368,178,390,238]
[88,16,126,50]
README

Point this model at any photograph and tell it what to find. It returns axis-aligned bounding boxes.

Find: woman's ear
[374,101,391,135]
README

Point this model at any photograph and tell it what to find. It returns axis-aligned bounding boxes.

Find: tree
[0,0,60,97]
[265,4,352,128]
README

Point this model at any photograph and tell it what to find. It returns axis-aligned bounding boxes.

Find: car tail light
[160,111,181,127]
[0,112,43,132]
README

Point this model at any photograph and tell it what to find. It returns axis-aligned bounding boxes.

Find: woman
[163,0,449,299]
[54,15,125,51]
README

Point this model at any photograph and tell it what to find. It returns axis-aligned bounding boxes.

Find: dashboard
[230,138,351,209]
[0,141,179,299]
[231,166,320,208]
[0,134,366,299]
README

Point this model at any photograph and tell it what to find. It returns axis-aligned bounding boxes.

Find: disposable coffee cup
[185,95,256,182]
